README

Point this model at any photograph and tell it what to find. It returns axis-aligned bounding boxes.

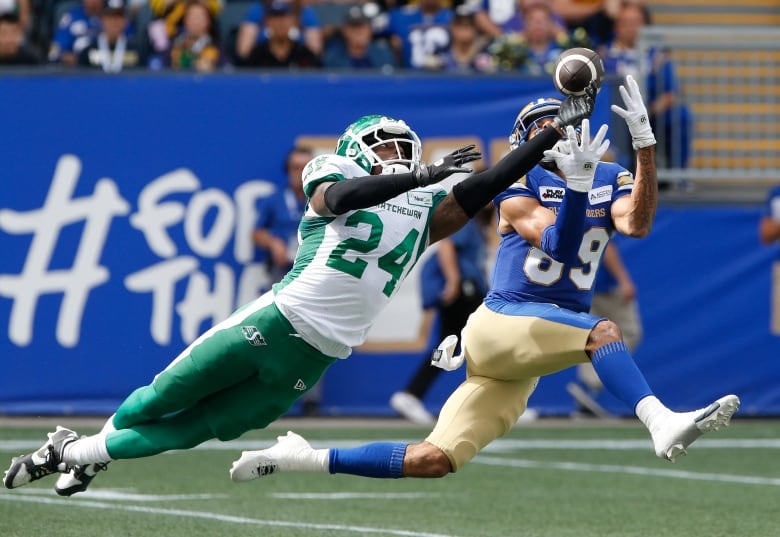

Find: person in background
[234,0,322,63]
[600,2,692,171]
[78,0,141,72]
[146,0,221,68]
[567,241,643,418]
[165,0,223,72]
[0,11,40,64]
[323,4,395,71]
[430,6,493,73]
[253,146,311,296]
[49,0,105,64]
[553,0,623,48]
[390,207,492,424]
[759,184,780,336]
[239,0,321,69]
[486,2,571,75]
[386,0,453,69]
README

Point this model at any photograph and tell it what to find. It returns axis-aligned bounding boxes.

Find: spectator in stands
[0,0,29,34]
[78,0,141,71]
[0,12,39,64]
[487,2,569,75]
[390,209,491,425]
[323,4,395,70]
[553,0,622,48]
[146,0,221,67]
[49,0,105,64]
[164,0,223,71]
[386,0,453,69]
[759,184,780,336]
[429,6,492,73]
[234,0,322,63]
[239,0,321,68]
[601,2,692,170]
[494,0,567,36]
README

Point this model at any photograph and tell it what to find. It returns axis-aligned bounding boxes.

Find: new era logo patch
[241,326,266,346]
[294,379,307,391]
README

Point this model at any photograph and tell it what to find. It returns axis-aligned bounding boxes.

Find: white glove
[610,74,656,150]
[430,334,465,371]
[543,119,610,193]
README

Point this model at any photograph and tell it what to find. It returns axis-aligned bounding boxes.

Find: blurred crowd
[0,0,654,75]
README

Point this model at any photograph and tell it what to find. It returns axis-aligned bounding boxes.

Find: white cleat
[3,426,77,489]
[389,392,435,425]
[651,394,740,463]
[230,431,317,482]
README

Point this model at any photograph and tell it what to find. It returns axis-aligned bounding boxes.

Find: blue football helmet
[509,98,563,150]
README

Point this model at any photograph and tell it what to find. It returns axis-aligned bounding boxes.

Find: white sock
[62,432,112,465]
[101,414,117,434]
[635,395,671,433]
[311,449,330,472]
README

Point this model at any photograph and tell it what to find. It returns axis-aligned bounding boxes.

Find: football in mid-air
[552,47,605,96]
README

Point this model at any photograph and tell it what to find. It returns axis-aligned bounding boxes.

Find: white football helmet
[336,115,422,173]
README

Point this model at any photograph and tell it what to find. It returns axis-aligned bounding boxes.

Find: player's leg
[586,318,739,462]
[111,294,281,431]
[230,303,553,482]
[569,289,643,418]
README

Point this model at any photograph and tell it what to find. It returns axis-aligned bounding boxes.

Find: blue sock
[591,341,653,412]
[329,442,407,478]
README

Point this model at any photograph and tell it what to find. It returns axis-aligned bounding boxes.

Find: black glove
[553,81,597,131]
[415,144,482,186]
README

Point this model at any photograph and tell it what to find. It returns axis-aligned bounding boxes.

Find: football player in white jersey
[228,76,739,483]
[3,89,596,496]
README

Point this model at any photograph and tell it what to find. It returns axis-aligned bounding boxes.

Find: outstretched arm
[610,75,658,238]
[309,145,481,216]
[429,87,596,244]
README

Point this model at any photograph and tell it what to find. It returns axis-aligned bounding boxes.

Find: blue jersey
[488,162,634,313]
[387,6,452,69]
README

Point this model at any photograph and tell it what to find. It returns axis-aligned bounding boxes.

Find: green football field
[1,417,779,537]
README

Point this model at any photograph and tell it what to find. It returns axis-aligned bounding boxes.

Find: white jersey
[273,154,447,358]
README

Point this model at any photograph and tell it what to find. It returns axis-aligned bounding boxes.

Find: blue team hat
[267,1,293,16]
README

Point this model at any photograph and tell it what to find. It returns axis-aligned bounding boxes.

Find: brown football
[553,47,605,96]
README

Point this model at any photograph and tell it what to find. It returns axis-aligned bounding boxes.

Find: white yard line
[475,456,780,486]
[0,494,467,537]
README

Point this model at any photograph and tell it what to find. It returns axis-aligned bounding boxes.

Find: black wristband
[452,127,561,218]
[323,172,420,215]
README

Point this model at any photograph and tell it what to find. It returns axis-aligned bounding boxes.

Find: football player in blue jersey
[229,75,740,483]
[4,89,596,496]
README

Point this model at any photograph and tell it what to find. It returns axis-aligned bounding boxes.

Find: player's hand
[430,334,464,371]
[611,74,656,149]
[416,145,482,186]
[553,81,597,131]
[544,119,610,192]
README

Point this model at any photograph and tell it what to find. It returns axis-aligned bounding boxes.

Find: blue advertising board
[1,73,778,417]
